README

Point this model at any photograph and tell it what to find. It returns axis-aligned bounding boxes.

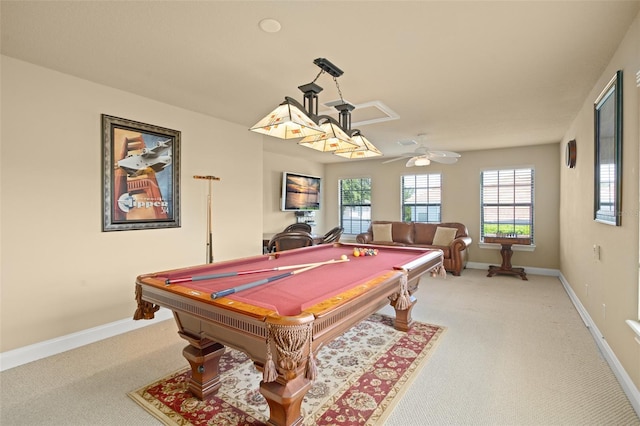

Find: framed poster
[102,115,181,231]
[593,71,622,226]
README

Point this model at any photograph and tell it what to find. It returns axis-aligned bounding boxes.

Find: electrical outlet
[593,244,601,260]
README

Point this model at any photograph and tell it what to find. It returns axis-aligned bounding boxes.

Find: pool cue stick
[166,258,349,285]
[210,262,324,299]
[194,175,220,263]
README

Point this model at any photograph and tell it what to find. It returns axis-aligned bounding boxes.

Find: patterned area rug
[128,314,445,425]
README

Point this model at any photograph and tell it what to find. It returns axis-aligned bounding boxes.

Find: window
[481,168,534,241]
[339,178,371,234]
[402,174,441,222]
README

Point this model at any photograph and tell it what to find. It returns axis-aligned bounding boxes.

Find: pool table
[134,242,443,426]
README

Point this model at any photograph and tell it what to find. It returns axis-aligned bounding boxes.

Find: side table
[484,235,531,280]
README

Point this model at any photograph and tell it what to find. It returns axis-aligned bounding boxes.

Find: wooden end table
[484,235,531,280]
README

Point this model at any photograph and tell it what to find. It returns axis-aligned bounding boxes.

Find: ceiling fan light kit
[250,58,382,158]
[413,157,431,166]
[382,136,461,167]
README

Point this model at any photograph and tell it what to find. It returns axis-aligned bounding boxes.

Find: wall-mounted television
[281,172,321,212]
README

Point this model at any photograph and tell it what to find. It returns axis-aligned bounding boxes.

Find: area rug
[128,314,446,425]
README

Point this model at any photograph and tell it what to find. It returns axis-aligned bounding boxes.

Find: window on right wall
[480,168,534,242]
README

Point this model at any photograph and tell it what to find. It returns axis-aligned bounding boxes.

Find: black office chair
[321,226,344,244]
[267,231,314,252]
[283,223,312,233]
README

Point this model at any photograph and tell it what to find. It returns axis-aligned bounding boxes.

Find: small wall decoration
[593,70,622,226]
[565,139,576,168]
[102,115,181,231]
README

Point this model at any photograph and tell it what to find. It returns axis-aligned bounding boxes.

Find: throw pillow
[372,223,393,242]
[432,227,458,246]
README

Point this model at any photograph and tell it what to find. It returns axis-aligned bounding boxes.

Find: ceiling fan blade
[381,156,409,164]
[428,150,461,158]
[397,149,427,157]
[386,143,459,165]
[414,146,429,155]
[429,156,459,164]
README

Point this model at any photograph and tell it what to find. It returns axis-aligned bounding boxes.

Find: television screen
[281,172,321,211]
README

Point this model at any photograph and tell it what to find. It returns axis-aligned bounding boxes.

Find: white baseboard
[558,272,640,417]
[0,308,173,372]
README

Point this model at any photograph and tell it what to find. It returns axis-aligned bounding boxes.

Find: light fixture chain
[310,69,325,84]
[333,76,345,104]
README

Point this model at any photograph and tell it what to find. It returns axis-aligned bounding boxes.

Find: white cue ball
[341,254,348,260]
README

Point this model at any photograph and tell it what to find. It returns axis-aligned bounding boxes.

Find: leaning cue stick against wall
[194,175,221,263]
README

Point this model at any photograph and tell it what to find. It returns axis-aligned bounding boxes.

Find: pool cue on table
[210,262,325,299]
[166,257,349,285]
[194,175,221,264]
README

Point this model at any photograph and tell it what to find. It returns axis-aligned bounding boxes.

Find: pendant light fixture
[250,58,381,158]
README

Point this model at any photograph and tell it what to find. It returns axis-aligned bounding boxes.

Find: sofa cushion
[372,223,393,242]
[432,226,458,246]
[413,222,437,244]
[392,222,415,244]
[439,222,466,237]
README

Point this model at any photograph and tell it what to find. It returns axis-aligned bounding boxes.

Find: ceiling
[2,1,638,163]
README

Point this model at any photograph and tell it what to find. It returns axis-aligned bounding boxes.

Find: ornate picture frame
[594,71,622,226]
[102,115,181,231]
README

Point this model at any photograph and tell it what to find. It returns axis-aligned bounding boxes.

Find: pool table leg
[260,375,312,426]
[180,335,225,400]
[391,295,417,332]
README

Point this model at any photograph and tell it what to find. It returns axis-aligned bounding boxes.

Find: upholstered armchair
[267,231,314,252]
[321,226,344,244]
[283,223,312,233]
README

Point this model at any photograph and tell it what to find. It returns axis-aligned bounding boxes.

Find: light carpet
[128,314,446,425]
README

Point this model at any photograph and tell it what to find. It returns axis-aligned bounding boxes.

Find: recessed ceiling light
[259,18,281,33]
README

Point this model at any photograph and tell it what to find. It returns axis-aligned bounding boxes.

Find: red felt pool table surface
[140,243,440,317]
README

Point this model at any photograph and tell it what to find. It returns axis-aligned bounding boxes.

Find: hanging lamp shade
[334,131,382,158]
[250,97,324,139]
[298,117,358,152]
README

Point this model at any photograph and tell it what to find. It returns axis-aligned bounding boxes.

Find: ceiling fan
[382,142,461,167]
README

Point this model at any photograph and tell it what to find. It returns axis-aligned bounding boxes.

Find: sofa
[356,221,472,275]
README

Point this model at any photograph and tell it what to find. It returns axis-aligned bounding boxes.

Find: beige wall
[0,56,264,352]
[559,13,640,388]
[322,143,560,269]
